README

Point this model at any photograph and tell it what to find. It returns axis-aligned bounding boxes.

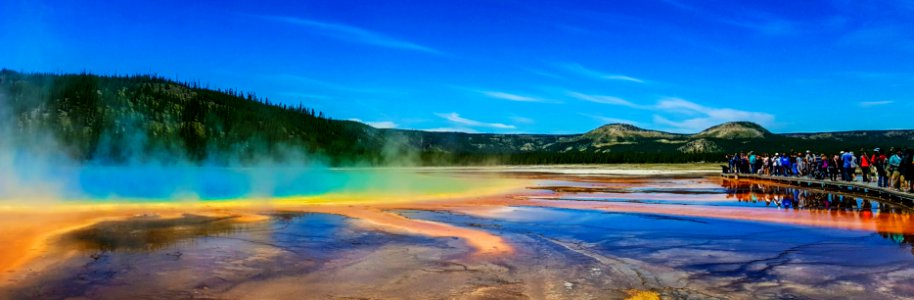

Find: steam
[0,72,487,204]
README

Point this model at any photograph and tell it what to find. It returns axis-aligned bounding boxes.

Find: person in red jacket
[872,148,888,187]
[859,149,871,183]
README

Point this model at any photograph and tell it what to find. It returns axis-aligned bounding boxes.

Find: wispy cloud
[654,97,706,115]
[349,118,398,129]
[481,91,558,103]
[435,112,515,129]
[557,63,646,83]
[840,25,914,50]
[568,92,640,107]
[424,127,477,133]
[568,92,774,133]
[660,0,801,35]
[859,101,894,108]
[604,75,645,83]
[526,69,566,80]
[651,98,775,132]
[251,14,442,55]
[510,116,535,124]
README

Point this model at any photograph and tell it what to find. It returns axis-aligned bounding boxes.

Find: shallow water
[1,171,913,299]
[1,165,521,201]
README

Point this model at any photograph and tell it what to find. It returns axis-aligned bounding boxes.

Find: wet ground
[2,172,913,299]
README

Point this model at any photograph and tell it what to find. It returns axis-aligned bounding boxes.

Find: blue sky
[2,0,913,134]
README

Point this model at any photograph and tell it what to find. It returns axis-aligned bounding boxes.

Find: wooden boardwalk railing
[721,173,914,208]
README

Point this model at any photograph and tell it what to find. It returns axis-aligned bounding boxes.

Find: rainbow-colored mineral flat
[1,167,913,299]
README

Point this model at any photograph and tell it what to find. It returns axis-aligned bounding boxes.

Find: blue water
[400,207,914,280]
[1,163,485,201]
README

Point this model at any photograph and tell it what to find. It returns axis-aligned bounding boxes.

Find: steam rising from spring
[0,76,513,205]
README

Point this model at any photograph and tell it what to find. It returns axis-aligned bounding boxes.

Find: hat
[875,148,881,152]
[806,150,811,153]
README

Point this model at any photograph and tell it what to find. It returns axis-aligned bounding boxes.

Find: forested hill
[2,70,912,166]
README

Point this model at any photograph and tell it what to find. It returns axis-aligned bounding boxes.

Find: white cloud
[366,121,397,129]
[510,116,535,124]
[655,97,707,115]
[435,112,516,129]
[481,91,556,103]
[569,92,774,133]
[660,0,800,36]
[251,15,442,55]
[603,75,645,84]
[424,127,477,133]
[859,100,893,107]
[557,63,646,83]
[651,98,775,132]
[349,118,398,129]
[568,92,641,108]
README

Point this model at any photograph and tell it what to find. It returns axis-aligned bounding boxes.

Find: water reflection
[722,179,914,253]
[721,178,911,212]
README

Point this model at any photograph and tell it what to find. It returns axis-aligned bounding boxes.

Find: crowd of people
[724,148,914,193]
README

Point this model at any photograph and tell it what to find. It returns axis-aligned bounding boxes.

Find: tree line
[2,70,743,166]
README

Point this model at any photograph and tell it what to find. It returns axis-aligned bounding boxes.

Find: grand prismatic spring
[1,165,913,299]
[4,2,914,298]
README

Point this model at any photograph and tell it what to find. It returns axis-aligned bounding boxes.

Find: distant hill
[2,70,912,165]
[696,122,771,139]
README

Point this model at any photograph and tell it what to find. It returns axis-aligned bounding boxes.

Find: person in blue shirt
[842,150,855,182]
[780,154,791,177]
[748,152,757,174]
[889,149,903,189]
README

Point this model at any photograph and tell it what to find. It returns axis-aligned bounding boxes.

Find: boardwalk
[721,173,914,209]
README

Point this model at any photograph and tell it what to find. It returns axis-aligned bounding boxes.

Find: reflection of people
[782,194,792,209]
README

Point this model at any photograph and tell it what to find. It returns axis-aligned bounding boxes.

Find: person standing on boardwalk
[842,150,855,182]
[830,154,840,181]
[790,152,799,176]
[774,153,781,176]
[806,150,819,176]
[795,152,805,177]
[859,150,871,183]
[872,149,888,188]
[748,152,757,174]
[903,148,914,193]
[889,149,903,189]
[780,153,791,177]
[838,152,846,180]
[819,154,829,180]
